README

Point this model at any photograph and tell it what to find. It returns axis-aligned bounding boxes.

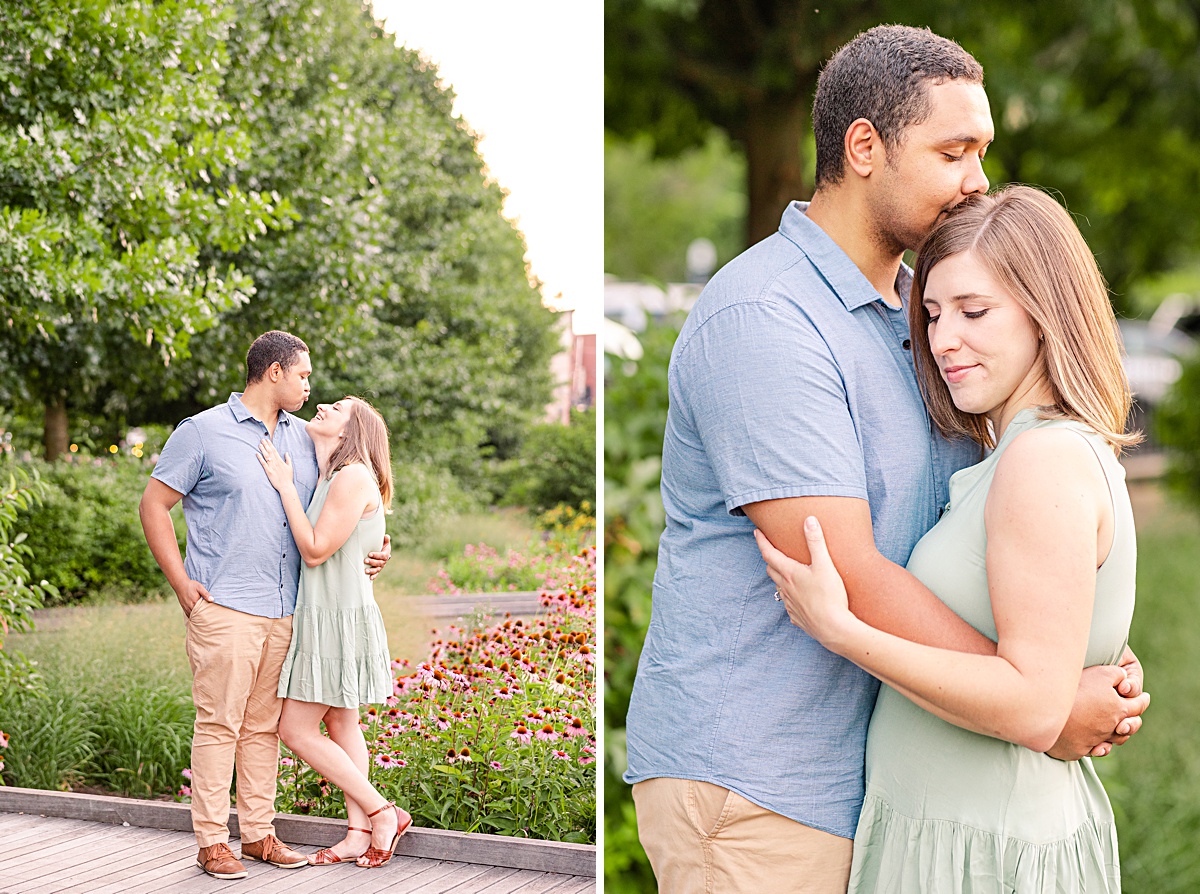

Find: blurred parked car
[1118,319,1196,405]
[1118,297,1200,446]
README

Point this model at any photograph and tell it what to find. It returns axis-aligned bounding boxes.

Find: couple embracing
[140,330,411,879]
[626,25,1149,893]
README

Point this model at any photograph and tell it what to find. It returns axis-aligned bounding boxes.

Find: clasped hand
[754,517,852,648]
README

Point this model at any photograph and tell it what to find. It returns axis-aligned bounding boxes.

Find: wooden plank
[404,861,497,894]
[449,865,524,893]
[296,854,434,894]
[7,822,146,877]
[19,826,190,887]
[539,877,598,894]
[16,827,192,894]
[0,788,595,877]
[508,872,598,894]
[363,859,486,894]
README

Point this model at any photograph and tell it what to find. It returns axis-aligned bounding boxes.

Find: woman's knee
[322,707,361,737]
[278,709,315,750]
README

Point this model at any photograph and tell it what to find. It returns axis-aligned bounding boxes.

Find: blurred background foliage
[605,1,1200,890]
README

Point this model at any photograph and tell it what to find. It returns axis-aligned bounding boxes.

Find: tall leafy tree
[129,0,558,477]
[606,0,1200,303]
[0,0,291,459]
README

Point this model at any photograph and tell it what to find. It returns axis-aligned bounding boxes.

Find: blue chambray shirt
[623,202,980,838]
[151,393,319,618]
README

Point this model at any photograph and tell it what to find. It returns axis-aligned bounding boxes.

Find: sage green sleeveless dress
[849,409,1135,893]
[276,468,393,708]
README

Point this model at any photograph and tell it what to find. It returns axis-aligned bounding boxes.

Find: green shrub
[0,686,97,791]
[603,320,679,891]
[1158,354,1200,508]
[387,460,479,550]
[535,503,597,556]
[503,409,596,513]
[90,685,194,798]
[14,457,179,604]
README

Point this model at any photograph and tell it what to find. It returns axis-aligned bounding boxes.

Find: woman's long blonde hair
[909,184,1139,452]
[325,396,394,508]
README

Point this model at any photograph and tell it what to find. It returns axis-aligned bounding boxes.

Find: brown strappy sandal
[308,826,371,865]
[356,803,412,868]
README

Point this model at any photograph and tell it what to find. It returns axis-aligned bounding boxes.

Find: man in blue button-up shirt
[624,25,1149,893]
[140,330,389,879]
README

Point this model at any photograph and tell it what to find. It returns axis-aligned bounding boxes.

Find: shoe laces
[205,841,237,862]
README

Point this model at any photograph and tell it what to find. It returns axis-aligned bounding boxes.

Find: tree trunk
[43,397,68,462]
[743,96,809,247]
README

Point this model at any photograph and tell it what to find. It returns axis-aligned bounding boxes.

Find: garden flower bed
[274,545,596,844]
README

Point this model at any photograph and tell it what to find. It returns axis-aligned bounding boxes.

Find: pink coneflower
[374,752,401,768]
[549,673,570,695]
[552,750,569,760]
[494,686,514,700]
[535,724,559,742]
[178,785,192,798]
[279,757,294,767]
[511,725,533,745]
[490,761,503,771]
[579,755,596,765]
[436,715,452,730]
[0,730,9,748]
[181,767,193,779]
[563,717,589,738]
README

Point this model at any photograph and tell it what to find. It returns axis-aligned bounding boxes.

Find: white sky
[370,2,602,335]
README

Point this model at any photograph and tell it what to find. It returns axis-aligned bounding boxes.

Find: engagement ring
[773,589,782,602]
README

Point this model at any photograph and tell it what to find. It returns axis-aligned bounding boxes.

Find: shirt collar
[228,392,292,427]
[777,200,912,312]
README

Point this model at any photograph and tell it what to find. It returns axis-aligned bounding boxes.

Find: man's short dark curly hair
[246,330,309,384]
[813,25,983,189]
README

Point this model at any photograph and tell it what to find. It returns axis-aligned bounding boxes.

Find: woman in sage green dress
[258,396,411,869]
[758,185,1138,892]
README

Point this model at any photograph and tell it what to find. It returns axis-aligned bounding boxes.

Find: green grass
[0,508,541,799]
[1103,483,1200,892]
[375,507,542,597]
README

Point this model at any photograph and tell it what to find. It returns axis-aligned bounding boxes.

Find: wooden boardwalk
[0,790,595,894]
[403,591,545,619]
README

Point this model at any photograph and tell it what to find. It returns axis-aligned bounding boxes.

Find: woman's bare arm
[759,428,1115,751]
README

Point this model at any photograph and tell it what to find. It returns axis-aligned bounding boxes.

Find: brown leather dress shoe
[240,834,308,869]
[197,842,248,879]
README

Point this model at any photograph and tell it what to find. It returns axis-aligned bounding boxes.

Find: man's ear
[268,361,283,382]
[844,118,883,178]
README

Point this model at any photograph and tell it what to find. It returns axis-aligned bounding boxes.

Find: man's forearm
[844,551,997,656]
[139,500,189,594]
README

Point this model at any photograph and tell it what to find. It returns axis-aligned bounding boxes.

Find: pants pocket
[689,779,734,838]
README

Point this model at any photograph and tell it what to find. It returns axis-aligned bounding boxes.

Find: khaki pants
[632,777,853,894]
[185,600,293,847]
